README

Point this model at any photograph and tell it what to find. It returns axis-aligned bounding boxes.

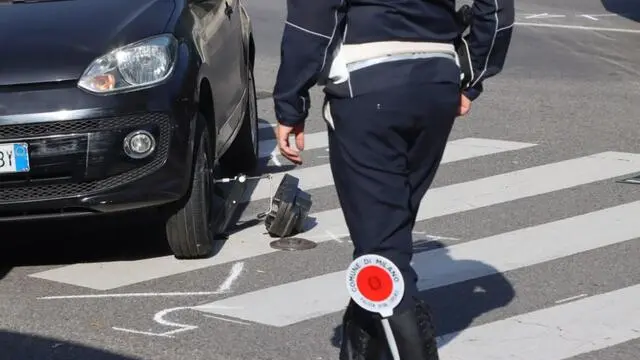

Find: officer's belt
[339,41,458,72]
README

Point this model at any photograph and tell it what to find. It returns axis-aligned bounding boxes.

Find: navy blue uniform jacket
[272,0,516,127]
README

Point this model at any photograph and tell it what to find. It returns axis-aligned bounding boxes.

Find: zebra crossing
[26,117,640,358]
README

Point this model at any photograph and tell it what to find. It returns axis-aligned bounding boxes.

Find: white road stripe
[192,200,640,326]
[291,151,640,241]
[516,22,640,34]
[258,131,329,159]
[28,151,640,290]
[248,138,537,201]
[437,283,640,359]
[258,122,274,129]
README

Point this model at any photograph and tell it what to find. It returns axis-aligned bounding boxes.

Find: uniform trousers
[325,57,460,314]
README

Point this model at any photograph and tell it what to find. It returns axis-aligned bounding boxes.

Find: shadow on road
[0,213,174,279]
[330,240,515,352]
[0,330,141,360]
[601,0,640,22]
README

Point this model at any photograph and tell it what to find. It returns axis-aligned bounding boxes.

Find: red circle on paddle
[356,265,393,302]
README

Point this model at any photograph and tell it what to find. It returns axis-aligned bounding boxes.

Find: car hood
[0,0,176,86]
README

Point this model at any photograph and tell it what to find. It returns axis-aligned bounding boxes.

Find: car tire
[165,115,217,259]
[219,57,259,174]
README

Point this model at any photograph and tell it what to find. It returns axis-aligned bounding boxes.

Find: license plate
[0,142,30,174]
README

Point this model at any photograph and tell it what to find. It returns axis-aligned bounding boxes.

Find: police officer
[272,0,515,358]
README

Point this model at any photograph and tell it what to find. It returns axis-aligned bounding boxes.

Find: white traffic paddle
[345,254,405,360]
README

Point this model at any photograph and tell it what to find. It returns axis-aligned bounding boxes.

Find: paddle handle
[381,317,400,360]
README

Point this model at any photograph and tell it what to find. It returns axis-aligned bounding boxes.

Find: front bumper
[0,111,194,221]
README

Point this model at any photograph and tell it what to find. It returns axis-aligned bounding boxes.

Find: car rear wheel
[219,60,259,174]
[165,115,217,259]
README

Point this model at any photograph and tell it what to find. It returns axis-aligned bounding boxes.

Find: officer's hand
[276,122,305,165]
[458,94,471,117]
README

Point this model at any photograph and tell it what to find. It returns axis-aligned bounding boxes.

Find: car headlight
[78,34,178,95]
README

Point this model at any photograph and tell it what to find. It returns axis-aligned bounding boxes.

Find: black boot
[339,300,385,360]
[383,299,440,360]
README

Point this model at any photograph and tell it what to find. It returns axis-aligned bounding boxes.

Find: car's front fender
[238,1,253,61]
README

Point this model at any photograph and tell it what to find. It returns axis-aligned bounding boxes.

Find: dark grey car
[0,0,259,259]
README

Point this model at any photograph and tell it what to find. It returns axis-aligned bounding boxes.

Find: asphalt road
[2,0,640,359]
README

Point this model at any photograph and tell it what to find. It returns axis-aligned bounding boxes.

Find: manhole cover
[270,237,317,251]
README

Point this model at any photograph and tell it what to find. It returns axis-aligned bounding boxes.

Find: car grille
[0,113,171,204]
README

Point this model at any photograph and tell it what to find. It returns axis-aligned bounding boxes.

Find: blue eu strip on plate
[14,143,30,172]
[0,142,30,174]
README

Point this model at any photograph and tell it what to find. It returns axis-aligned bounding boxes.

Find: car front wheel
[165,114,217,259]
